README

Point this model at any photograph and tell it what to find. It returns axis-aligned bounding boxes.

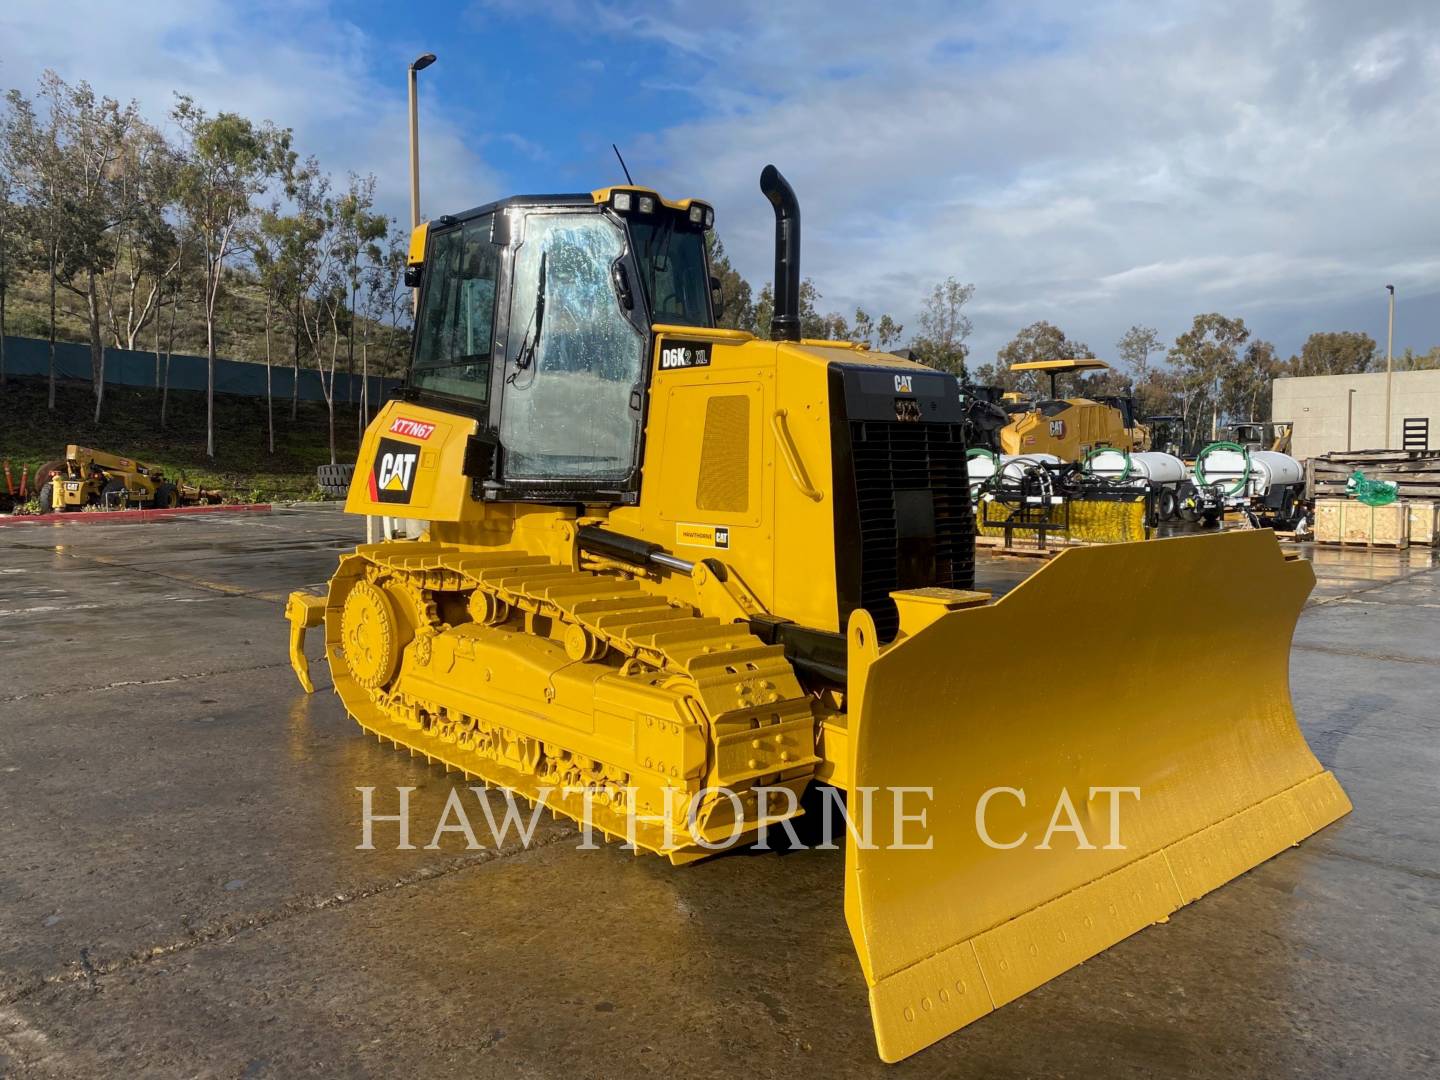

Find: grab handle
[771,409,823,502]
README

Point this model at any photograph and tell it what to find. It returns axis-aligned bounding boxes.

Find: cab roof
[1009,358,1111,373]
[432,187,709,228]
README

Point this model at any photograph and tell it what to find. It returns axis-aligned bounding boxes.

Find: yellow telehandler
[286,167,1348,1062]
[40,446,181,513]
[38,445,217,513]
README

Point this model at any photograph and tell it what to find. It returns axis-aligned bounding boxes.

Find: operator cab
[404,187,716,504]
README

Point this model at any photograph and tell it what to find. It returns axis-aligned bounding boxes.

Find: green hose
[1082,446,1130,482]
[965,447,998,491]
[1194,441,1250,497]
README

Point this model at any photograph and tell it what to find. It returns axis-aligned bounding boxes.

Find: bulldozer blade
[842,529,1350,1063]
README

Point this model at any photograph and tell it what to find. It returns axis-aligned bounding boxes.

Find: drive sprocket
[340,579,402,689]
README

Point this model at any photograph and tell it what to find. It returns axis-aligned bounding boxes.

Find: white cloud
[619,0,1440,359]
[0,0,502,227]
[5,0,1437,362]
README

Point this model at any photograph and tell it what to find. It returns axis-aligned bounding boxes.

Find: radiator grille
[696,395,750,512]
[849,420,974,640]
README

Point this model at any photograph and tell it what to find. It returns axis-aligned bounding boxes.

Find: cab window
[412,216,498,405]
[629,216,711,327]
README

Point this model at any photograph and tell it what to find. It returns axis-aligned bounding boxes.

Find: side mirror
[612,262,634,310]
[710,275,725,320]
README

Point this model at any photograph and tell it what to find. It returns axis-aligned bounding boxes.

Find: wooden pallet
[974,534,1089,559]
[1313,537,1409,550]
[1308,449,1440,500]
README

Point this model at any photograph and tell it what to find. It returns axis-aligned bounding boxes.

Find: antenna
[612,143,634,185]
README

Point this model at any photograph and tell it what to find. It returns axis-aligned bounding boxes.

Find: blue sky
[3,0,1439,362]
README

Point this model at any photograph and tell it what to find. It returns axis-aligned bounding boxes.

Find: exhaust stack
[760,165,801,342]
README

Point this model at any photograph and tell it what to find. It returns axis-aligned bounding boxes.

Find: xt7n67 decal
[369,438,420,504]
[388,416,436,440]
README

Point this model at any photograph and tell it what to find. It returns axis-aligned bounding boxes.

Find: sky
[3,0,1438,363]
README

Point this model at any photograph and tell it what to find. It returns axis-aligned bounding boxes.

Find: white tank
[967,450,1060,492]
[1195,447,1303,495]
[966,448,999,490]
[1247,450,1304,493]
[1085,449,1187,486]
[998,453,1061,484]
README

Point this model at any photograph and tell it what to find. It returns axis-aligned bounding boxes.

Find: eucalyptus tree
[172,94,291,456]
[911,277,974,374]
[3,77,73,409]
[335,172,388,423]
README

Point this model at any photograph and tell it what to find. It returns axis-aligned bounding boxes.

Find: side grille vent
[697,395,750,512]
[848,420,974,640]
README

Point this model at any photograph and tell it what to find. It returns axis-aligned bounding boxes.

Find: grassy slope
[0,375,363,503]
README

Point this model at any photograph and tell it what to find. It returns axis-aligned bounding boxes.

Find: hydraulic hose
[1194,441,1251,497]
[1082,446,1131,483]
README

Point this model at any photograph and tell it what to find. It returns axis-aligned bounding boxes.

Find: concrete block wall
[1273,369,1440,459]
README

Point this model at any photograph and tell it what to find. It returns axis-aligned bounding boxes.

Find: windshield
[499,211,645,481]
[627,215,712,327]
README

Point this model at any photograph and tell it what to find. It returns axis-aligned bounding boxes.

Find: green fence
[2,335,399,404]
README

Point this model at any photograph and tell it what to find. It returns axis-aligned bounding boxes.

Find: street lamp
[408,52,437,232]
[1384,284,1395,449]
[377,52,435,547]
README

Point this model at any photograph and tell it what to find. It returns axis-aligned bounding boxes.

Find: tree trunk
[206,308,216,458]
[88,269,105,424]
[47,247,57,411]
[328,309,339,465]
[162,285,180,430]
[291,293,300,422]
[265,293,274,456]
[153,292,161,392]
[347,279,356,408]
[360,327,369,433]
[0,233,6,386]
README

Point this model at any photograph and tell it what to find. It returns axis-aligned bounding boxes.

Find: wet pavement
[0,508,1436,1077]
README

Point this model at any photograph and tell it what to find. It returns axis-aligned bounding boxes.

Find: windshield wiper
[513,250,547,374]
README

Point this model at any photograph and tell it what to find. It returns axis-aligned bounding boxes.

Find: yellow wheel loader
[286,167,1349,1063]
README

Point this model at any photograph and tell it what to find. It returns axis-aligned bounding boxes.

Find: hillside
[0,375,363,504]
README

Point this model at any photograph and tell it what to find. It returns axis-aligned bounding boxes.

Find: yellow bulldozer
[286,167,1349,1063]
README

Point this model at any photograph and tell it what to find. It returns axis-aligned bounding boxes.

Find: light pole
[1346,387,1357,452]
[1384,284,1395,448]
[375,52,435,547]
[408,53,436,234]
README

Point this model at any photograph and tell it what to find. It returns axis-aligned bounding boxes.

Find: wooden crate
[1314,499,1344,543]
[1314,498,1409,548]
[1409,501,1439,546]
